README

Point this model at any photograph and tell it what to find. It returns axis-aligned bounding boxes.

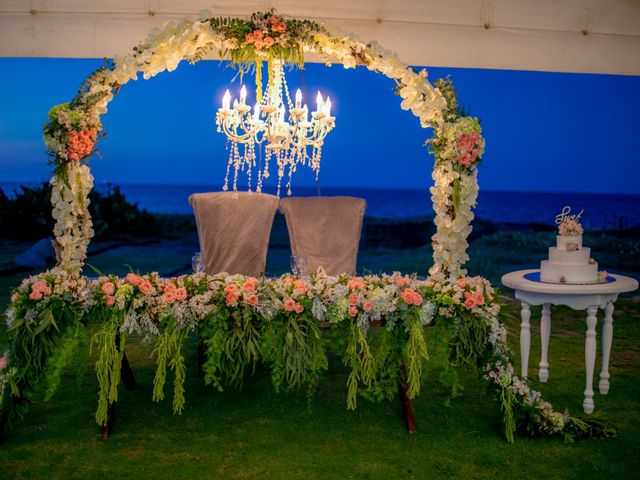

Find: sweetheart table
[501,269,638,414]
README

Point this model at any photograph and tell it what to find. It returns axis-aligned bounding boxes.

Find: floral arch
[1,10,600,444]
[43,9,481,279]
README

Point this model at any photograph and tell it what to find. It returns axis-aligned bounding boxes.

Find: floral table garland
[2,269,603,443]
[0,10,609,443]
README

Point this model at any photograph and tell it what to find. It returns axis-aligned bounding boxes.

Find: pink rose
[101,282,115,296]
[139,280,152,295]
[42,286,52,296]
[283,298,296,312]
[175,287,187,302]
[294,303,304,314]
[348,294,359,305]
[456,278,467,288]
[362,300,373,313]
[458,152,472,167]
[474,292,485,305]
[348,305,358,317]
[0,356,8,372]
[105,295,115,307]
[247,294,259,306]
[464,298,476,309]
[470,149,479,161]
[456,133,473,153]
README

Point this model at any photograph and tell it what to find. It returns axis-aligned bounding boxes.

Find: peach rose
[224,283,238,294]
[10,293,18,303]
[164,291,176,304]
[0,356,8,371]
[225,292,238,306]
[175,287,187,302]
[263,36,274,47]
[293,279,308,293]
[125,273,141,285]
[348,278,365,291]
[456,278,467,288]
[412,292,423,306]
[348,293,359,305]
[294,303,304,314]
[42,286,52,296]
[105,295,116,307]
[247,294,259,306]
[348,305,358,317]
[101,282,115,296]
[164,284,177,294]
[362,300,373,313]
[139,280,152,295]
[464,298,476,309]
[243,279,257,292]
[29,290,43,301]
[283,298,296,312]
[474,292,485,306]
[400,288,415,305]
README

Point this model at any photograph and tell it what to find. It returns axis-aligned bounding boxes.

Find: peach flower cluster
[101,281,116,306]
[244,15,287,50]
[463,290,485,310]
[558,219,583,237]
[126,272,153,295]
[66,129,96,162]
[224,278,260,307]
[399,288,423,306]
[456,131,481,168]
[29,281,52,301]
[347,291,373,318]
[282,297,305,314]
[163,283,187,304]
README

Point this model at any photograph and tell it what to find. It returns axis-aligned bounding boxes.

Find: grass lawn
[0,235,639,479]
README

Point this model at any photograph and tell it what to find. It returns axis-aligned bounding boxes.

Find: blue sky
[0,57,639,194]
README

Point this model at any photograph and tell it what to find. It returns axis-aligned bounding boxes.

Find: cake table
[501,269,638,414]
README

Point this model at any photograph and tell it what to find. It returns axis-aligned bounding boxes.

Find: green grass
[1,233,639,479]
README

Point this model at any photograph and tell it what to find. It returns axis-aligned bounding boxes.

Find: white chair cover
[189,191,279,276]
[279,196,366,276]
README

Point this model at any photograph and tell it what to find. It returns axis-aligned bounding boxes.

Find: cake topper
[555,205,583,225]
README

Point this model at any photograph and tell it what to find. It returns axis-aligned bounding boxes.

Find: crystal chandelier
[216,61,336,196]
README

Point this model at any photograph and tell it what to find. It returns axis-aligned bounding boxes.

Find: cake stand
[501,269,638,414]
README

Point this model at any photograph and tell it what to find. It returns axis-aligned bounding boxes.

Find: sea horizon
[2,181,639,229]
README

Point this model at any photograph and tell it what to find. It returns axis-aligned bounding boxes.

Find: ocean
[2,182,639,229]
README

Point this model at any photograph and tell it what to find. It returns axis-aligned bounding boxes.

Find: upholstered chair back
[279,196,366,276]
[189,191,279,276]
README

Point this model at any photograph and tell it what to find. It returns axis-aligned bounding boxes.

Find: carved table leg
[520,302,531,378]
[583,306,599,414]
[398,364,417,433]
[599,302,614,394]
[539,303,551,383]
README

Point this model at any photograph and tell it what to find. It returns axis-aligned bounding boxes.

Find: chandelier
[216,61,336,196]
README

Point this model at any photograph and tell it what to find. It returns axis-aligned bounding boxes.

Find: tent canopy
[1,0,639,75]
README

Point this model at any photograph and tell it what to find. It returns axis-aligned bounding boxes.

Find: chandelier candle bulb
[222,89,231,110]
[295,88,302,109]
[240,85,247,105]
[323,97,332,117]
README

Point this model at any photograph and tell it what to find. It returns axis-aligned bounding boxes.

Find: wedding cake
[539,207,606,284]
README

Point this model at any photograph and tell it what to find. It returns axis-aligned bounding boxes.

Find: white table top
[502,269,639,295]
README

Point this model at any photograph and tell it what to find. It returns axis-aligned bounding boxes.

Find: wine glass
[192,252,205,274]
[290,255,308,277]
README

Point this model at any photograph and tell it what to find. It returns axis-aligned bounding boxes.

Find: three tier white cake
[539,209,603,284]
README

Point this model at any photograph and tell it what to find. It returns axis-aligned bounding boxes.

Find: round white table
[501,269,638,414]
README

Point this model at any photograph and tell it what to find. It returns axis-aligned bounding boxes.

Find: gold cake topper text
[555,205,583,225]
